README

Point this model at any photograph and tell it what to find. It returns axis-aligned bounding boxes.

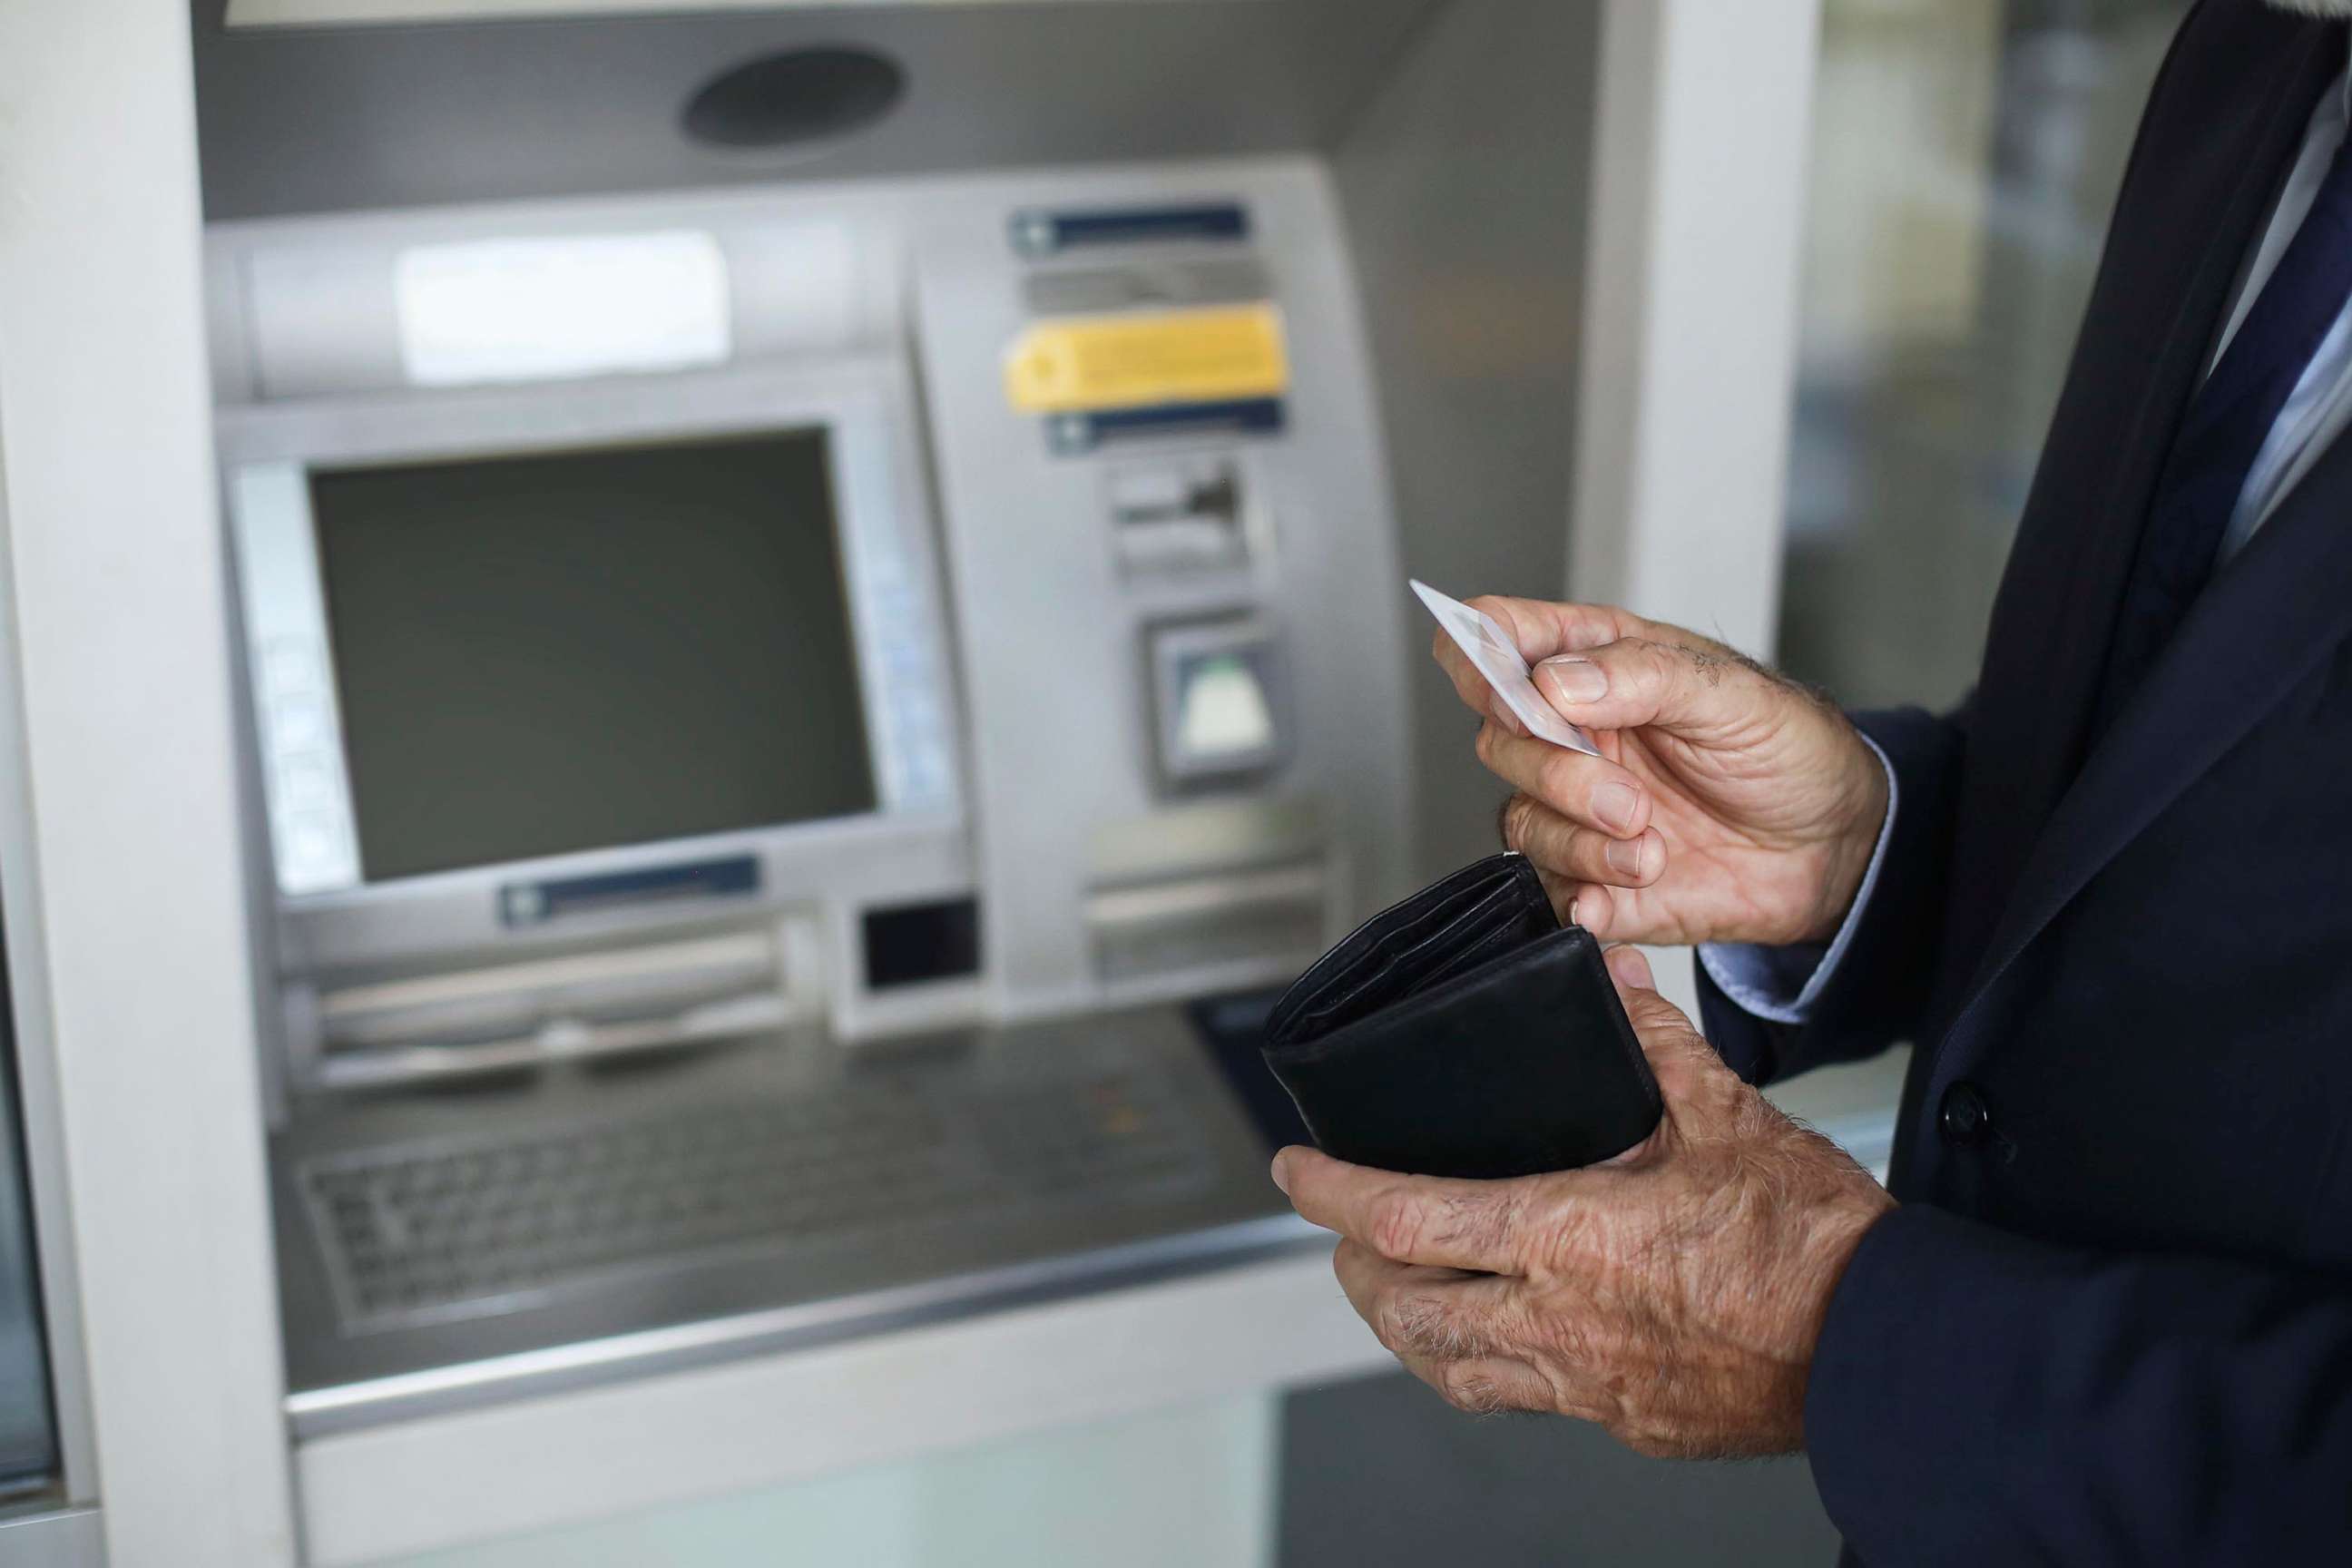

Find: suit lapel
[1934,10,2337,1015]
[1946,440,2352,1042]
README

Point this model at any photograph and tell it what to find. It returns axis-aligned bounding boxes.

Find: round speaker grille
[682,46,906,151]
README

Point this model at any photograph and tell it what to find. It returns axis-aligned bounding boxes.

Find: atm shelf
[271,1004,1310,1436]
[301,1066,1214,1332]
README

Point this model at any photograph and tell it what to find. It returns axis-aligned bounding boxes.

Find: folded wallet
[1261,853,1661,1179]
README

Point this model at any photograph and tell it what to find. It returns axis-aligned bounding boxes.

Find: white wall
[0,4,298,1563]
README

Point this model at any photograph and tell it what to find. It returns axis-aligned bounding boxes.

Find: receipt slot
[1147,619,1288,787]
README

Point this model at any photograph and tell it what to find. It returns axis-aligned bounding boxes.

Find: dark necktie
[2092,77,2352,734]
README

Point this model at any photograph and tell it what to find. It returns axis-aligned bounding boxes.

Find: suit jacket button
[1939,1082,1991,1149]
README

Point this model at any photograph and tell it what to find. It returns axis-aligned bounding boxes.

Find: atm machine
[0,0,1925,1557]
[150,1,1894,1560]
[196,7,1434,1447]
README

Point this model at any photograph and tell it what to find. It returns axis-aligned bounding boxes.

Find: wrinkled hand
[1436,598,1886,947]
[1272,946,1894,1458]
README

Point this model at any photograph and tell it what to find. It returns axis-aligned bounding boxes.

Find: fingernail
[1592,780,1640,833]
[1269,1152,1292,1195]
[1605,834,1648,878]
[1606,945,1655,990]
[1538,655,1608,704]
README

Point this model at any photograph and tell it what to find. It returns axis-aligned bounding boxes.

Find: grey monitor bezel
[219,355,968,976]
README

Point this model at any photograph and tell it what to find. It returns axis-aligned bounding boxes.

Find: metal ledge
[289,1211,1324,1437]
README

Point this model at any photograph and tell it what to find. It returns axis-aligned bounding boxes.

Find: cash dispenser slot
[309,918,821,1091]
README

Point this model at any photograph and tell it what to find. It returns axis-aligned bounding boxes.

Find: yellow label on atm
[1004,304,1290,415]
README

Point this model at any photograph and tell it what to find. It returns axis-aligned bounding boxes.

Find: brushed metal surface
[274,1003,1306,1436]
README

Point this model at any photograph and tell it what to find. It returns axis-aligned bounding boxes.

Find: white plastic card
[1410,580,1602,757]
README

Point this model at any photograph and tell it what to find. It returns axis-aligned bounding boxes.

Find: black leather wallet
[1261,853,1661,1179]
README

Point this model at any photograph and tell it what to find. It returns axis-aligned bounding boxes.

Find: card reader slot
[1111,454,1250,580]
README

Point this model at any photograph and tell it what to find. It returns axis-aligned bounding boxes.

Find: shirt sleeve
[1695,733,1897,1025]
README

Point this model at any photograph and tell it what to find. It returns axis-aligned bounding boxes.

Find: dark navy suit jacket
[1696,3,2352,1562]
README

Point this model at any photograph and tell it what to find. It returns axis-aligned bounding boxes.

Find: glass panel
[1780,0,2192,709]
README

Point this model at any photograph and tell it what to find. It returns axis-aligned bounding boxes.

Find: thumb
[1533,634,1779,743]
[1602,945,1725,1095]
[1602,944,1685,1033]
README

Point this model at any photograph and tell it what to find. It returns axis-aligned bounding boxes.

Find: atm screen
[309,429,877,882]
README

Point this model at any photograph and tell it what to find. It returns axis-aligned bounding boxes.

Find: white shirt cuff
[1696,732,1897,1026]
